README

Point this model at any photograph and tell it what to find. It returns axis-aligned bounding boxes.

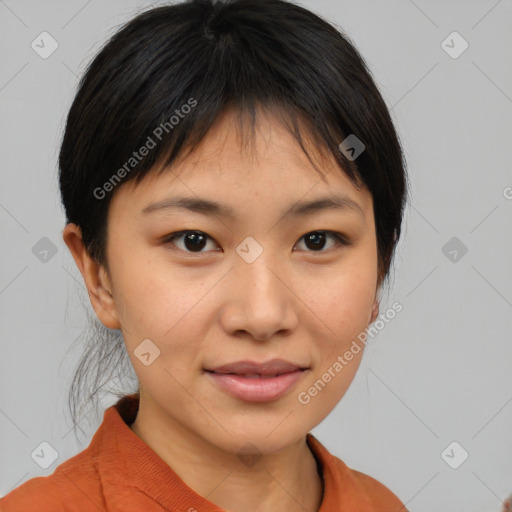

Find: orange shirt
[0,394,407,511]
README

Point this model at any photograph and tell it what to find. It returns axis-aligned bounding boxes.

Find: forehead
[109,107,373,220]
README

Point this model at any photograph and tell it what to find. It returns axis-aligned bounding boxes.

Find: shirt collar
[92,393,374,511]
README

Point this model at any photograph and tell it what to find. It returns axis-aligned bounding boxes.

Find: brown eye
[164,230,219,253]
[296,231,348,252]
[163,229,348,254]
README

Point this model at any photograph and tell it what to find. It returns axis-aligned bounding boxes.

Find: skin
[63,106,382,512]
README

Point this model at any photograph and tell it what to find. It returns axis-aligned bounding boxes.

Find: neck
[129,398,324,512]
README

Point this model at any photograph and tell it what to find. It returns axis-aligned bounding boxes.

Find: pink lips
[205,359,308,402]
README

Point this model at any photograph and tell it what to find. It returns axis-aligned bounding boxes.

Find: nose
[219,250,299,341]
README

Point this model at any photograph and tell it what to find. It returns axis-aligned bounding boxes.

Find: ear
[369,293,380,324]
[62,223,121,330]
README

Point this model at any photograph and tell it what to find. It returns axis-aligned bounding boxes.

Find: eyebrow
[141,194,364,219]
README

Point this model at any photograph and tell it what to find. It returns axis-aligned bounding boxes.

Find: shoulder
[0,475,67,512]
[0,448,105,512]
[307,433,407,511]
[351,468,408,512]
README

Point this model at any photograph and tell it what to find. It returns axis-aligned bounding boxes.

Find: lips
[205,358,306,377]
[205,359,309,402]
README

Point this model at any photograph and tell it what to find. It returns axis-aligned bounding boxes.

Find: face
[88,108,380,456]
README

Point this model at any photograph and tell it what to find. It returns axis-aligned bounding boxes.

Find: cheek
[297,268,374,417]
[109,243,203,332]
[311,262,377,339]
[110,258,217,379]
[334,274,375,332]
[304,259,376,397]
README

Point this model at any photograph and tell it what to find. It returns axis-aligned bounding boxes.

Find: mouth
[204,359,309,402]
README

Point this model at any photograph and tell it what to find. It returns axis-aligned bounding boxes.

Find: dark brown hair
[59,0,408,434]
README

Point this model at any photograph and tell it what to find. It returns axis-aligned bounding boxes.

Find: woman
[1,0,409,510]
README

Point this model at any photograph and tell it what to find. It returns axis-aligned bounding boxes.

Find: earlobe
[62,223,121,330]
[369,296,379,324]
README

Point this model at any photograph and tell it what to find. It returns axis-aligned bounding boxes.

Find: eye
[163,230,220,253]
[295,231,349,252]
[163,229,349,254]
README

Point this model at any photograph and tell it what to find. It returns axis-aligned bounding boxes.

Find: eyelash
[162,230,350,254]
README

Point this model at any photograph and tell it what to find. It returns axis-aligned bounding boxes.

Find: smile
[204,358,310,402]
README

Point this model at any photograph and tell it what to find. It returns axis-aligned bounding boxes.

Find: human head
[59,0,408,437]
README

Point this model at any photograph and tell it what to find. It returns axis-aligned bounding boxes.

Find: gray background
[1,1,511,511]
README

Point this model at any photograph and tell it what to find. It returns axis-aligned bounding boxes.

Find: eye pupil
[304,232,327,251]
[170,230,341,254]
[184,231,207,251]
